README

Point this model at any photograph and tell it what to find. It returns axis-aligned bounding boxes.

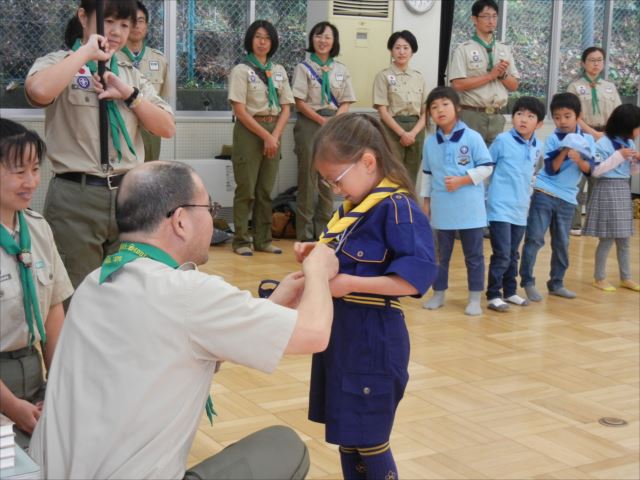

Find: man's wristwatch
[124,87,140,108]
[498,73,509,81]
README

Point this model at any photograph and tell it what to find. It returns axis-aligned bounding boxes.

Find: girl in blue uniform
[295,113,436,479]
[421,87,493,315]
[585,104,640,292]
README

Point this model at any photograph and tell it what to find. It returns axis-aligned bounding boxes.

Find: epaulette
[388,193,414,224]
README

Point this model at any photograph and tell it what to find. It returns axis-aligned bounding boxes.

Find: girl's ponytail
[64,14,83,48]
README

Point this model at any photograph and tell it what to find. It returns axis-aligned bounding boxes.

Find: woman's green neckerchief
[99,241,216,424]
[244,53,280,110]
[72,39,136,162]
[310,53,334,105]
[0,211,46,346]
[471,33,496,71]
[582,72,602,116]
[121,41,146,68]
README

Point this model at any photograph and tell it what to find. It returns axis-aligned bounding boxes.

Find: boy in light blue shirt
[519,92,595,301]
[486,97,545,312]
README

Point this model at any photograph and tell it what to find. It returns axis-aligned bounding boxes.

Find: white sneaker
[570,229,582,236]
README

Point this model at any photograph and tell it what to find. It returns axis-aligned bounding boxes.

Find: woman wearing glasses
[372,30,427,186]
[291,21,356,241]
[228,20,294,256]
[567,47,622,235]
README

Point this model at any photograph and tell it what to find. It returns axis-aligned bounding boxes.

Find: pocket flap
[342,240,387,263]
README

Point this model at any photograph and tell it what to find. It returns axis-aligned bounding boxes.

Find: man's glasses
[476,14,498,21]
[166,198,221,218]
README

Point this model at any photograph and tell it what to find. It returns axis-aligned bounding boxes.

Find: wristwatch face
[404,0,435,14]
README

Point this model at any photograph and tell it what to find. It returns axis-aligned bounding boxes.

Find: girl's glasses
[320,162,358,190]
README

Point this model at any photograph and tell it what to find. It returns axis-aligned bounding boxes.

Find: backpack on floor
[272,186,297,239]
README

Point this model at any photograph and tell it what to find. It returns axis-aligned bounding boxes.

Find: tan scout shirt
[27,50,173,175]
[29,259,297,479]
[116,46,169,98]
[567,77,621,128]
[0,210,73,352]
[449,40,520,108]
[292,59,356,111]
[228,62,294,116]
[372,65,427,117]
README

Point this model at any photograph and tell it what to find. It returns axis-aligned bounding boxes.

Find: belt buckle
[485,106,496,115]
[106,175,119,190]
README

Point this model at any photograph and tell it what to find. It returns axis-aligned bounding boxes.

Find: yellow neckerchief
[318,178,408,245]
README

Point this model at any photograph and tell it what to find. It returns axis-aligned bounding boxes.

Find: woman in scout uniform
[567,47,622,235]
[295,114,436,480]
[116,0,169,161]
[228,20,294,256]
[373,30,427,186]
[24,0,175,291]
[0,119,73,448]
[292,21,356,241]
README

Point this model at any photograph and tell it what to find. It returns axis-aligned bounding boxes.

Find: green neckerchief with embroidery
[244,53,280,110]
[471,33,496,71]
[319,178,408,245]
[121,41,146,68]
[0,211,46,346]
[100,241,217,425]
[72,38,136,162]
[582,72,602,116]
[310,53,334,105]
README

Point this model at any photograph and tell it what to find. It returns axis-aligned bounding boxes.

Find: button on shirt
[27,50,174,174]
[535,127,596,205]
[595,135,635,179]
[292,59,356,111]
[228,63,294,116]
[487,129,541,226]
[422,121,492,230]
[449,40,520,108]
[0,210,73,352]
[372,65,427,117]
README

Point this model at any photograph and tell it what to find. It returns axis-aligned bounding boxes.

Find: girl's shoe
[620,279,640,292]
[592,279,616,292]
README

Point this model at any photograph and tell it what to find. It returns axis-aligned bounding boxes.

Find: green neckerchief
[72,39,136,162]
[310,53,334,105]
[121,41,146,68]
[100,242,217,425]
[244,53,280,110]
[582,72,602,116]
[0,211,46,346]
[471,33,496,71]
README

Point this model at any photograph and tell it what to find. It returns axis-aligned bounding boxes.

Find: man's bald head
[116,161,197,234]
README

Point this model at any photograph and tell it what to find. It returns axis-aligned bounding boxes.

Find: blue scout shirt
[595,135,635,179]
[422,120,492,230]
[335,193,437,296]
[534,126,595,205]
[487,128,541,226]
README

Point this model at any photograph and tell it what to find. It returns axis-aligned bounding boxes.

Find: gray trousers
[594,237,631,281]
[184,426,309,480]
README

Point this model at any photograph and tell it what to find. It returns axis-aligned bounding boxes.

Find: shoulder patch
[388,193,414,225]
[24,209,44,220]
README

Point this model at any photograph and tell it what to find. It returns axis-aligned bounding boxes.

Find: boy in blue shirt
[486,97,545,311]
[519,92,595,301]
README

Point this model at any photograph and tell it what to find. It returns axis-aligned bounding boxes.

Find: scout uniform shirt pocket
[341,373,394,418]
[68,66,98,107]
[34,259,54,315]
[466,49,485,73]
[0,263,21,301]
[330,73,345,96]
[341,239,388,276]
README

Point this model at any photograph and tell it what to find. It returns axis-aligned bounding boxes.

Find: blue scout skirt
[308,295,410,446]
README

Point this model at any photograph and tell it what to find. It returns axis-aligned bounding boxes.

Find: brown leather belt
[254,115,279,123]
[56,172,124,190]
[461,105,500,115]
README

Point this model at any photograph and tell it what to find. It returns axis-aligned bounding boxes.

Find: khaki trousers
[459,109,506,146]
[231,120,281,250]
[141,128,161,162]
[44,176,120,290]
[293,114,334,241]
[383,116,425,187]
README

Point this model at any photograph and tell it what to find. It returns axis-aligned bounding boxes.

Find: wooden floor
[188,225,640,479]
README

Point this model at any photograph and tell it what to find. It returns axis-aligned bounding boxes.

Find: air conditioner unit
[307,0,394,109]
[179,158,236,222]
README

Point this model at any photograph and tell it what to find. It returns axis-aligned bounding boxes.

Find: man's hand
[302,242,338,280]
[269,271,305,308]
[294,241,317,263]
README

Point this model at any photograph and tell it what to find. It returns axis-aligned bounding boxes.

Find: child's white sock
[423,290,445,310]
[465,291,483,316]
[505,294,529,306]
